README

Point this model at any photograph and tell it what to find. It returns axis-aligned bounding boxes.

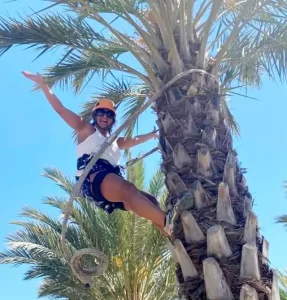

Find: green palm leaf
[0,12,147,89]
[42,167,75,194]
[148,169,165,199]
[275,180,287,229]
[2,0,287,89]
[44,49,128,93]
[39,278,92,300]
[3,0,287,133]
[125,154,145,189]
[47,0,145,15]
[212,1,287,85]
[0,166,175,299]
[5,1,287,299]
[0,13,106,54]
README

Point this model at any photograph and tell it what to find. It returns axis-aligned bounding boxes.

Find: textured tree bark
[172,239,198,280]
[203,257,234,299]
[155,78,277,299]
[207,225,232,258]
[240,243,261,280]
[243,212,257,244]
[262,238,269,266]
[180,210,205,243]
[217,182,237,225]
[240,284,259,300]
[271,270,280,300]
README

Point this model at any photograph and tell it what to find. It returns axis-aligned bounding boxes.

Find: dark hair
[92,112,116,135]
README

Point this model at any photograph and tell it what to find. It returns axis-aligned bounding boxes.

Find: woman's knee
[100,173,138,202]
[140,190,159,207]
[121,181,139,201]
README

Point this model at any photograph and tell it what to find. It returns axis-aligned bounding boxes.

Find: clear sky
[1,2,287,300]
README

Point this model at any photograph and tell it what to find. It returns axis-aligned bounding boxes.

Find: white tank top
[76,129,121,177]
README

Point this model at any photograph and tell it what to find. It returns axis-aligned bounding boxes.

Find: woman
[22,71,171,236]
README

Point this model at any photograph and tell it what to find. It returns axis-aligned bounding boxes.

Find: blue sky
[1,1,287,300]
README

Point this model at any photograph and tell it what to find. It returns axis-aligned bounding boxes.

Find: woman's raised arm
[22,71,88,133]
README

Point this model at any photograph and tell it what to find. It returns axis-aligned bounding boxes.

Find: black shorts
[76,159,126,214]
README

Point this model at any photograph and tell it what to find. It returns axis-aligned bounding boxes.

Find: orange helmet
[92,98,116,114]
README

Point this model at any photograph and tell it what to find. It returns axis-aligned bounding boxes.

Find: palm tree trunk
[155,74,279,299]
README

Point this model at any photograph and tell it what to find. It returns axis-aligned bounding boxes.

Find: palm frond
[6,241,58,263]
[148,169,165,199]
[47,195,118,253]
[1,227,73,282]
[220,96,240,136]
[0,13,107,55]
[56,0,145,15]
[12,205,85,246]
[120,91,147,139]
[42,167,75,194]
[0,248,37,266]
[43,196,67,211]
[39,278,92,300]
[10,218,85,253]
[280,289,287,300]
[215,1,287,85]
[275,180,287,230]
[44,48,128,94]
[7,217,84,254]
[126,154,146,190]
[279,269,287,288]
[1,163,176,299]
[284,180,287,197]
[197,0,224,68]
[275,215,287,229]
[0,12,148,89]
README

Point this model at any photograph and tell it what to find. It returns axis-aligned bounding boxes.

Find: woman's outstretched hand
[22,71,45,87]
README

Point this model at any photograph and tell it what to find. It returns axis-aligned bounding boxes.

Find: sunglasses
[94,108,115,119]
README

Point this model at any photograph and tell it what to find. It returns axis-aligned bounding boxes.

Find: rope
[69,148,159,287]
[124,147,159,168]
[60,69,218,288]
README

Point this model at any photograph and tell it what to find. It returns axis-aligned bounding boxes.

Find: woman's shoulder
[77,124,96,145]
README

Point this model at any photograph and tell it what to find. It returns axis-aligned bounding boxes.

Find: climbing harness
[60,69,218,288]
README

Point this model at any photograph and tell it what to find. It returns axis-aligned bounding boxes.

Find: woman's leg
[99,173,166,229]
[123,199,169,236]
[139,190,160,208]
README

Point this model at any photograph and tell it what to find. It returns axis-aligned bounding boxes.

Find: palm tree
[280,290,287,300]
[1,0,287,298]
[276,183,287,300]
[279,272,287,300]
[276,181,287,228]
[0,160,177,299]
